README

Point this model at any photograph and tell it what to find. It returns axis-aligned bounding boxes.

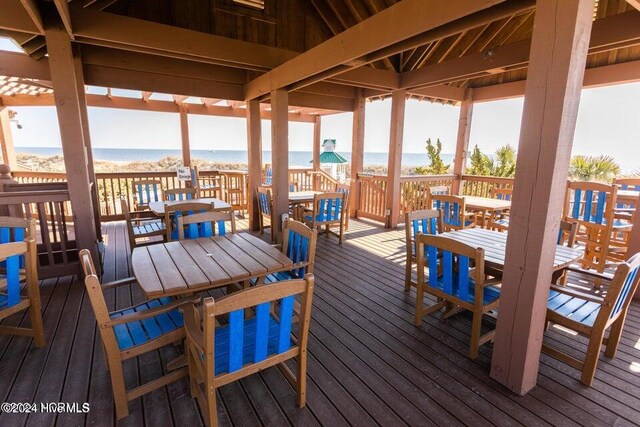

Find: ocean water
[16,147,454,168]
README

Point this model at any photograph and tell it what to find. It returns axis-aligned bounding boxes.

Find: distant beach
[14,147,451,174]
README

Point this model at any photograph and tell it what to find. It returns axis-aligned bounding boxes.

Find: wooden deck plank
[1,219,639,427]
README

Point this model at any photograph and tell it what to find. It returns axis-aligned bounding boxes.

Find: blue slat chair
[336,183,351,230]
[132,179,163,210]
[564,182,631,275]
[487,188,512,231]
[414,234,500,359]
[164,187,197,202]
[543,252,640,386]
[183,274,315,427]
[263,165,273,185]
[261,219,317,285]
[614,177,640,211]
[427,185,449,210]
[303,192,347,244]
[80,249,197,420]
[120,198,166,249]
[176,210,236,240]
[0,238,44,347]
[404,209,442,292]
[164,201,216,241]
[256,186,275,242]
[432,194,477,231]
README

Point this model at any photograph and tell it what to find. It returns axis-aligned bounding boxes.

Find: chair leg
[297,350,308,408]
[581,328,605,386]
[469,311,483,359]
[404,256,412,292]
[108,357,130,420]
[414,283,424,326]
[604,316,626,358]
[207,387,219,427]
[27,297,45,348]
[339,223,344,244]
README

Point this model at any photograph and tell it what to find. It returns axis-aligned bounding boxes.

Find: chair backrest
[614,178,640,192]
[0,239,36,310]
[336,184,350,194]
[430,186,449,196]
[557,220,578,248]
[184,275,314,377]
[415,234,485,305]
[132,179,163,206]
[177,210,236,240]
[432,194,467,230]
[289,181,299,192]
[564,181,617,228]
[257,186,273,216]
[492,187,513,201]
[282,219,317,277]
[264,165,273,185]
[311,192,345,223]
[600,253,640,324]
[0,217,36,269]
[165,202,216,241]
[405,210,442,256]
[164,187,197,202]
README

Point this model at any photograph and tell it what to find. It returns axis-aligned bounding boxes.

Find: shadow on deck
[1,219,639,426]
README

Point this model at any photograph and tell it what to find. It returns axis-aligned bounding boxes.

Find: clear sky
[2,37,639,172]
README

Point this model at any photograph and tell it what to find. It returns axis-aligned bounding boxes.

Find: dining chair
[222,172,246,218]
[0,216,36,277]
[414,234,500,358]
[120,198,166,249]
[176,210,236,240]
[563,181,630,275]
[404,209,442,292]
[544,252,640,386]
[486,188,513,231]
[193,166,222,199]
[132,179,163,210]
[614,177,640,211]
[289,181,299,192]
[79,248,196,420]
[165,201,216,241]
[426,185,449,210]
[336,183,351,230]
[184,274,315,427]
[0,238,45,348]
[262,219,317,284]
[303,192,347,244]
[164,187,197,202]
[431,194,476,231]
[256,186,275,242]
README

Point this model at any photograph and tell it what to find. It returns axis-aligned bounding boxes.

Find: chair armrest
[129,210,158,220]
[101,277,138,290]
[105,296,200,327]
[271,244,283,250]
[549,285,607,305]
[564,266,613,282]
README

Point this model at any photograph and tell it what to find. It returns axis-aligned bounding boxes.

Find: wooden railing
[356,174,388,222]
[0,183,80,279]
[460,175,514,197]
[400,174,456,218]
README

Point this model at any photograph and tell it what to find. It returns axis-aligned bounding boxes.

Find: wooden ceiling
[1,0,639,105]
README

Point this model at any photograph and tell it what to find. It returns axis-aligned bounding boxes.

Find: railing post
[350,88,365,218]
[312,116,321,191]
[385,90,406,228]
[246,99,262,231]
[0,108,17,171]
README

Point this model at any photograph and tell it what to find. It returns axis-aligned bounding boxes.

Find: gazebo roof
[313,151,349,165]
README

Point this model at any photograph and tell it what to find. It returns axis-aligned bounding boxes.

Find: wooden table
[289,191,324,204]
[147,198,231,216]
[462,195,511,212]
[131,233,293,298]
[439,228,583,273]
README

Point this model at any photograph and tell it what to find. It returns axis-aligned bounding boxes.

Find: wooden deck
[1,219,640,426]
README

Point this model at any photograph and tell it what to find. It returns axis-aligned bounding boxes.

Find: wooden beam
[179,105,191,166]
[44,17,100,272]
[0,51,50,80]
[19,0,44,33]
[0,108,18,170]
[246,99,262,231]
[627,0,640,12]
[401,10,640,90]
[350,88,366,218]
[270,89,289,243]
[490,0,595,395]
[0,0,42,34]
[385,89,406,228]
[70,6,296,71]
[312,115,321,191]
[472,58,640,102]
[52,0,74,38]
[452,90,473,194]
[244,0,504,100]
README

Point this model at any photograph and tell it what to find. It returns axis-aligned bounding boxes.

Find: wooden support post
[246,99,262,231]
[490,0,595,395]
[350,88,365,218]
[179,104,191,166]
[44,19,100,272]
[72,46,102,242]
[270,89,289,242]
[452,90,473,195]
[0,108,17,171]
[312,115,321,191]
[385,89,406,228]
